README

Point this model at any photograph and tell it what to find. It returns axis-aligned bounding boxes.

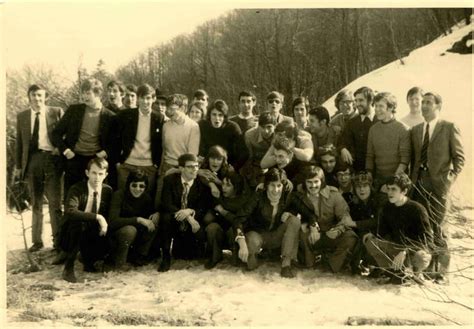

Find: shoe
[280,266,296,278]
[83,263,99,273]
[247,254,258,270]
[52,251,67,265]
[115,263,133,272]
[158,257,171,272]
[434,274,449,285]
[62,267,77,283]
[29,243,44,252]
[130,255,149,267]
[204,256,222,269]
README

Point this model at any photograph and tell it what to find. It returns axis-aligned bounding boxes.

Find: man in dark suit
[60,157,113,283]
[52,78,116,198]
[156,153,212,272]
[115,84,164,195]
[15,84,64,253]
[410,92,465,284]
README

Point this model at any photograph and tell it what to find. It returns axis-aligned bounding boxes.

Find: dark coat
[64,181,113,222]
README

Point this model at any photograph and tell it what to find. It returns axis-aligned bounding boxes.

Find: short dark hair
[222,170,245,196]
[125,84,138,93]
[87,157,109,171]
[291,97,310,116]
[263,167,285,189]
[335,161,353,174]
[238,90,256,102]
[155,88,167,101]
[423,92,442,105]
[107,80,125,93]
[193,89,209,101]
[275,121,298,140]
[273,137,292,154]
[207,145,228,161]
[125,169,149,190]
[137,84,156,98]
[27,84,49,98]
[354,87,375,105]
[318,144,338,159]
[386,173,412,192]
[334,90,353,110]
[178,153,198,167]
[207,99,229,121]
[258,112,277,126]
[309,106,330,124]
[266,91,284,103]
[166,94,186,108]
[81,78,103,95]
[301,165,326,190]
[373,92,397,112]
[406,86,424,100]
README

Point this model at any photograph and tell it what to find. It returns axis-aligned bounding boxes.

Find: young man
[291,96,310,130]
[266,91,294,124]
[272,138,301,183]
[330,90,358,131]
[105,80,126,113]
[193,89,209,117]
[308,106,341,160]
[410,92,464,283]
[363,174,433,284]
[229,90,258,133]
[335,162,355,205]
[366,92,410,192]
[153,89,168,119]
[123,84,138,109]
[339,86,377,172]
[116,84,165,194]
[52,78,116,200]
[60,157,113,283]
[400,87,424,128]
[235,168,301,278]
[15,84,64,253]
[157,153,212,272]
[317,146,339,188]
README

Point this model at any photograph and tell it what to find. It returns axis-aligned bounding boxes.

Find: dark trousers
[64,154,96,202]
[26,151,63,248]
[109,225,156,266]
[204,211,237,263]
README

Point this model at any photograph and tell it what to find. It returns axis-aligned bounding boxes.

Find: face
[222,178,236,198]
[266,180,283,200]
[154,99,167,115]
[374,100,392,122]
[129,180,147,198]
[421,95,440,122]
[209,156,224,172]
[81,90,102,109]
[386,184,406,204]
[338,94,355,116]
[181,160,199,181]
[293,104,307,122]
[274,149,290,169]
[239,96,255,115]
[407,93,422,112]
[320,154,337,173]
[138,94,155,113]
[305,176,322,196]
[166,104,181,119]
[308,115,322,133]
[259,124,275,140]
[194,96,208,109]
[354,93,369,115]
[28,89,47,110]
[124,91,137,108]
[355,184,371,201]
[188,106,203,122]
[267,98,282,115]
[210,109,225,128]
[107,85,123,105]
[337,169,352,188]
[85,163,108,190]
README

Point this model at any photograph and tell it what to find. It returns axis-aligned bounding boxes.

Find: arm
[51,106,73,154]
[260,145,277,169]
[244,130,254,159]
[293,133,314,162]
[160,176,181,214]
[285,193,318,226]
[64,185,98,221]
[15,114,23,171]
[365,127,375,173]
[396,124,411,174]
[189,122,201,156]
[449,123,465,176]
[107,190,139,230]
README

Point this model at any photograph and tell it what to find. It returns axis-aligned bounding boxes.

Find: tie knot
[93,191,98,197]
[35,112,40,117]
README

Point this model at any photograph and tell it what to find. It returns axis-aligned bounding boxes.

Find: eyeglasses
[268,99,281,104]
[130,183,146,189]
[185,164,199,169]
[319,144,336,153]
[337,172,352,177]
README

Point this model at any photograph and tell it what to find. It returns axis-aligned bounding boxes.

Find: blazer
[64,181,113,222]
[51,103,117,161]
[115,108,164,166]
[15,106,63,179]
[410,119,465,197]
[160,172,212,221]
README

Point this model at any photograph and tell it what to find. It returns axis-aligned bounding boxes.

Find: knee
[412,250,432,272]
[245,231,262,254]
[287,215,301,228]
[206,222,222,237]
[115,225,137,244]
[203,211,216,226]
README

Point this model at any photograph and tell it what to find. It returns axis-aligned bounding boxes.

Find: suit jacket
[160,173,212,221]
[64,181,113,222]
[51,103,117,161]
[410,119,465,197]
[15,106,63,179]
[115,108,164,166]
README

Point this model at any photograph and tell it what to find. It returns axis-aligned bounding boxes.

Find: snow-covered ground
[5,18,474,328]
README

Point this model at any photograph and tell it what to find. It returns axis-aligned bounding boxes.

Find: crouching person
[363,174,433,284]
[60,158,112,283]
[108,170,157,270]
[293,165,358,273]
[234,168,301,278]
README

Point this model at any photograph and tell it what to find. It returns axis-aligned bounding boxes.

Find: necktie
[179,183,189,231]
[420,123,430,166]
[91,191,98,214]
[30,112,40,152]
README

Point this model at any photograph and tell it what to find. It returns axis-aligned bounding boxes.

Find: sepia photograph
[2,0,473,327]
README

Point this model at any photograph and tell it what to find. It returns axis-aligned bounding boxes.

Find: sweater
[162,116,200,167]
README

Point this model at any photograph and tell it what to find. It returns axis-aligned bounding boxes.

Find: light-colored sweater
[162,115,200,166]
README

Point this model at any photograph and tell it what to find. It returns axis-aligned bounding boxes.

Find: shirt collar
[424,116,439,128]
[139,108,151,117]
[360,111,375,122]
[87,181,101,195]
[181,176,194,188]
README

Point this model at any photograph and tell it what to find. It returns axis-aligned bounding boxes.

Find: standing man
[266,91,294,124]
[229,90,258,134]
[15,84,64,252]
[339,86,377,172]
[105,80,126,113]
[123,84,138,109]
[410,92,464,283]
[308,106,341,160]
[400,87,424,128]
[116,84,165,195]
[52,78,116,199]
[330,90,358,131]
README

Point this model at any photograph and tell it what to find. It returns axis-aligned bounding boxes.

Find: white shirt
[422,117,439,142]
[85,182,102,213]
[181,176,195,190]
[31,108,54,151]
[360,111,375,122]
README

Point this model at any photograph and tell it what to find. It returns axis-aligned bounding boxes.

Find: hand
[149,212,160,227]
[64,148,75,160]
[362,232,374,245]
[392,250,406,271]
[210,184,221,198]
[255,183,264,191]
[341,216,357,228]
[13,168,22,179]
[380,184,388,194]
[281,212,292,223]
[340,148,353,165]
[175,209,193,222]
[284,180,293,192]
[187,216,201,233]
[308,227,321,244]
[326,228,341,240]
[96,214,108,236]
[214,204,225,214]
[198,169,218,182]
[96,150,107,159]
[238,240,249,263]
[138,217,155,232]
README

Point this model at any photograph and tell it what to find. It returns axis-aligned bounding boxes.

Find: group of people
[15,79,464,285]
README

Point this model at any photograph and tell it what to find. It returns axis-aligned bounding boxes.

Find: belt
[33,149,52,154]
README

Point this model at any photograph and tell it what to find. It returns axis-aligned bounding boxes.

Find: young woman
[291,96,310,130]
[187,100,205,122]
[199,145,234,198]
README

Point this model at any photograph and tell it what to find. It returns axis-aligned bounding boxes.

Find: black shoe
[83,263,99,273]
[29,243,44,252]
[130,255,149,267]
[281,266,296,278]
[204,256,222,269]
[158,257,171,272]
[52,251,67,265]
[434,274,449,285]
[62,267,77,283]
